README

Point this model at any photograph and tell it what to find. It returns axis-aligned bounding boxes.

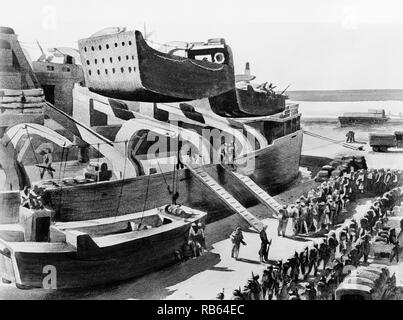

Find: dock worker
[20,186,30,208]
[230,227,247,260]
[29,185,44,210]
[346,131,352,143]
[188,223,202,258]
[196,222,206,253]
[40,148,54,179]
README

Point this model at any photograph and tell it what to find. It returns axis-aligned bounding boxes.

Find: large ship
[74,28,303,191]
[77,27,235,102]
[0,26,302,221]
[0,25,299,289]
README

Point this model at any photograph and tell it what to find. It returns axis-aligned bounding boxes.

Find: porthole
[112,68,115,74]
[106,44,110,49]
[88,70,92,75]
[105,69,108,75]
[110,57,113,63]
[91,46,95,51]
[86,60,90,65]
[122,42,125,46]
[132,55,135,60]
[126,55,129,60]
[118,56,121,62]
[84,47,87,52]
[114,43,118,47]
[98,45,102,50]
[128,67,132,72]
[97,69,100,75]
[94,59,97,64]
[129,41,132,45]
[102,58,105,63]
[121,67,124,73]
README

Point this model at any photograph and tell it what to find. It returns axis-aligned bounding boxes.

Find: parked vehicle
[335,264,397,300]
[369,131,403,152]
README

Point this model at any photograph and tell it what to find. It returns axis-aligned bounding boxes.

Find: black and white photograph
[0,0,402,307]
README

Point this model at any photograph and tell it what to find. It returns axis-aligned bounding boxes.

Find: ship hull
[241,129,303,193]
[36,130,302,223]
[77,30,235,102]
[208,88,286,117]
[0,213,205,289]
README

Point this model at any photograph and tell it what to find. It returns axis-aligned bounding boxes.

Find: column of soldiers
[277,165,402,237]
[218,164,403,301]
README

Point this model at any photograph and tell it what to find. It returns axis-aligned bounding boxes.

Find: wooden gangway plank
[230,171,282,218]
[187,165,265,232]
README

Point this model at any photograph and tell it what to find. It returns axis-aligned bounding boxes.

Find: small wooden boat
[0,204,206,289]
[78,29,235,102]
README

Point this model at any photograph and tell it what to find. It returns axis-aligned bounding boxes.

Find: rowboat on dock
[0,204,206,289]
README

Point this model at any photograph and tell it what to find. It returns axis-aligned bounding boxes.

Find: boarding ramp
[229,171,282,218]
[186,164,265,232]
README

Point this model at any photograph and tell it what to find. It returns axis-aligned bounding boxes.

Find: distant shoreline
[287,89,403,102]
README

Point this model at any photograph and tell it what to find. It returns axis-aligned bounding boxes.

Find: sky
[2,0,403,90]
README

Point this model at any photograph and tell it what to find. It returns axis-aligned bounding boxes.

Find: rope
[138,173,151,229]
[58,147,65,181]
[114,141,128,219]
[303,130,364,151]
[156,158,172,194]
[24,126,41,173]
[4,127,22,148]
[57,146,69,221]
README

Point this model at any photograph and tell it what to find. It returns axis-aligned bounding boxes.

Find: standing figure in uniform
[230,227,247,260]
[259,225,270,262]
[277,205,289,237]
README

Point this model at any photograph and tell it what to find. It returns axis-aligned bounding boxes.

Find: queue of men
[219,162,403,300]
[276,164,402,237]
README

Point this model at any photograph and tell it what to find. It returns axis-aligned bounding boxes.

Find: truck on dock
[369,131,403,152]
